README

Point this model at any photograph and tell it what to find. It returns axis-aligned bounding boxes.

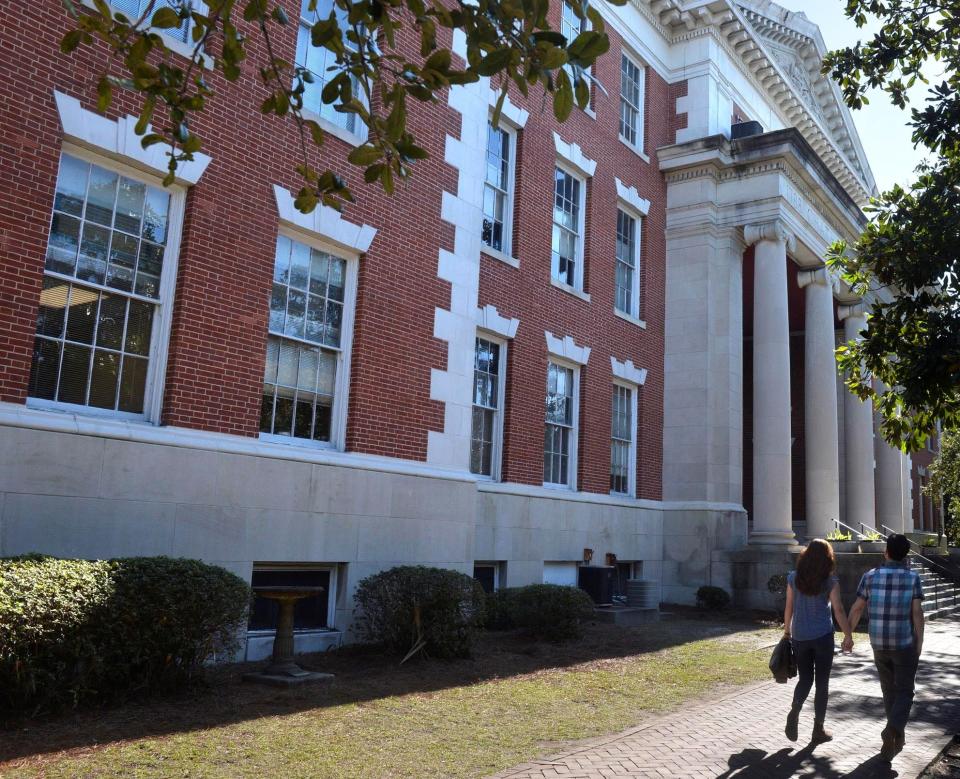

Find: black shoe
[812,720,833,744]
[880,726,898,761]
[785,707,800,742]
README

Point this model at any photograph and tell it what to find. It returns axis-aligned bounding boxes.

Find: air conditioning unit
[731,120,764,139]
[578,565,615,606]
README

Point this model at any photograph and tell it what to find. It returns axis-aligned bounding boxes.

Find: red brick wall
[477,19,669,500]
[912,440,939,531]
[1,2,676,492]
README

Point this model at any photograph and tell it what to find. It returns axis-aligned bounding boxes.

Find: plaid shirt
[856,560,923,650]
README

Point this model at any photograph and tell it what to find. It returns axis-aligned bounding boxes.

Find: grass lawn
[1,615,778,778]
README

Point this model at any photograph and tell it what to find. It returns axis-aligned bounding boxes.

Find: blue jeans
[873,646,919,733]
[792,631,834,721]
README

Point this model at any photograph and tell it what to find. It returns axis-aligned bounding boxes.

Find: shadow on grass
[0,612,772,766]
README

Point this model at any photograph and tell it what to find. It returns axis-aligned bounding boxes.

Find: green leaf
[304,120,325,146]
[553,68,573,121]
[475,48,512,77]
[150,6,183,29]
[96,76,112,112]
[348,145,383,166]
[60,29,84,54]
[364,163,384,183]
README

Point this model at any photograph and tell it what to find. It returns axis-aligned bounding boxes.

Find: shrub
[696,585,731,611]
[353,566,486,660]
[922,536,941,548]
[485,584,595,641]
[0,555,251,715]
[826,529,852,542]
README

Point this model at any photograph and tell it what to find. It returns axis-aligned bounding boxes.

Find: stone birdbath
[243,585,335,687]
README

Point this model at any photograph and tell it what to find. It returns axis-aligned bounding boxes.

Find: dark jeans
[873,646,920,733]
[792,632,834,721]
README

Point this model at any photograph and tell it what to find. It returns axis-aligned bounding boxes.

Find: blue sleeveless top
[788,571,838,641]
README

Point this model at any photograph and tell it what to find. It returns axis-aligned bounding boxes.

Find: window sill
[619,136,650,163]
[542,481,576,492]
[27,397,149,423]
[583,105,596,120]
[301,110,368,148]
[610,490,636,499]
[550,277,591,303]
[481,245,520,269]
[614,308,647,329]
[259,432,339,451]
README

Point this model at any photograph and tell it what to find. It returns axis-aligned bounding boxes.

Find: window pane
[58,343,92,404]
[29,338,61,400]
[469,338,502,477]
[33,156,169,415]
[54,156,89,217]
[89,350,120,409]
[261,335,339,443]
[47,213,81,275]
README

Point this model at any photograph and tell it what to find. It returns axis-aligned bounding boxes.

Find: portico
[660,128,910,557]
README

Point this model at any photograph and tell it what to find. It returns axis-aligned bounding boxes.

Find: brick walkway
[493,615,960,778]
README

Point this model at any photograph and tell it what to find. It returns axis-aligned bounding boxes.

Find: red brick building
[0,0,932,648]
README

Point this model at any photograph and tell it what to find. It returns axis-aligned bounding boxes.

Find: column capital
[797,267,834,290]
[838,302,867,321]
[743,220,796,251]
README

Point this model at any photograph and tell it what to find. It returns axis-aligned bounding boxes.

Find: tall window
[615,208,641,317]
[29,154,175,416]
[545,361,577,487]
[552,167,584,289]
[482,122,514,256]
[561,1,590,110]
[297,0,366,138]
[610,383,635,495]
[470,336,505,478]
[260,235,350,443]
[620,53,645,151]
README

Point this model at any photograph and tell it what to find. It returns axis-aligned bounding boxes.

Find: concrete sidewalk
[492,616,960,778]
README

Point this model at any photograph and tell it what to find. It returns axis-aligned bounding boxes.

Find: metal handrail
[832,518,867,540]
[878,523,954,612]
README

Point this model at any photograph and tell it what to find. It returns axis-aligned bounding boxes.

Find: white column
[798,268,840,540]
[902,454,914,532]
[839,305,876,532]
[874,381,907,534]
[746,221,795,545]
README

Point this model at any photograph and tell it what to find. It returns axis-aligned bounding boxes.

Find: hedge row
[0,555,250,715]
[486,584,595,641]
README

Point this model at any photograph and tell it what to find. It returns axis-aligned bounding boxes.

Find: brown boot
[812,719,833,744]
[785,706,800,742]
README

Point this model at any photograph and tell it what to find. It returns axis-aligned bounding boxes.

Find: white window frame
[543,357,580,491]
[27,144,186,425]
[259,230,359,452]
[614,203,642,320]
[560,1,593,115]
[551,162,587,293]
[296,0,369,146]
[247,563,338,634]
[481,117,518,262]
[470,332,508,481]
[543,560,579,586]
[619,50,646,153]
[610,380,638,497]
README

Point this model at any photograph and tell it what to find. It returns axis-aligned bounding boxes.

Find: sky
[798,0,932,193]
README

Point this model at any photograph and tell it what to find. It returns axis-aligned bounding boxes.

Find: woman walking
[782,538,854,743]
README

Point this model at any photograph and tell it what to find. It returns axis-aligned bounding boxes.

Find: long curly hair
[795,539,836,596]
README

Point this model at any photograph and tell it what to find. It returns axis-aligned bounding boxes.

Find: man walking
[847,533,925,761]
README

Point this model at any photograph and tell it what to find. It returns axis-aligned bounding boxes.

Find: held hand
[841,635,854,654]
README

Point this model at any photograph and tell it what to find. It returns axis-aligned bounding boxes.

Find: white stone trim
[475,304,519,339]
[611,356,648,386]
[614,309,647,329]
[492,93,529,129]
[54,91,211,185]
[0,402,476,483]
[427,74,490,467]
[545,331,591,365]
[552,132,597,178]
[480,245,520,269]
[615,178,651,216]
[272,185,376,254]
[550,277,592,303]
